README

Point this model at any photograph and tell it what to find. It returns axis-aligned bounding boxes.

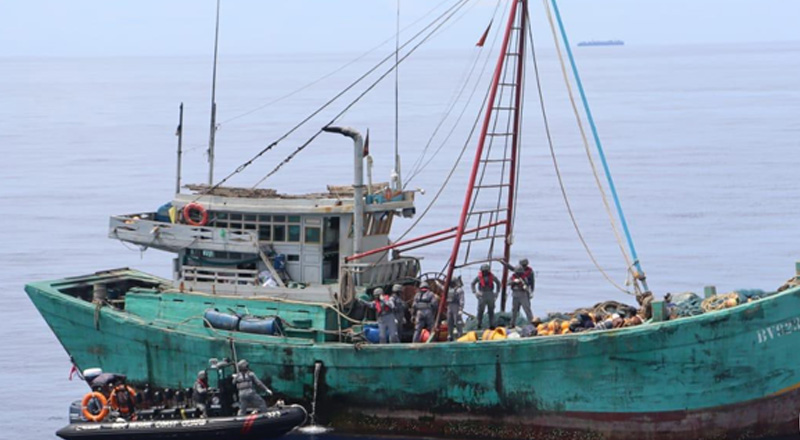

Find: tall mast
[393,0,403,191]
[500,1,527,311]
[439,0,527,316]
[207,0,221,186]
[176,103,184,195]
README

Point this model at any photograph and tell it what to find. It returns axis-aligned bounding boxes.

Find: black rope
[191,0,471,200]
[218,0,456,128]
[254,0,473,185]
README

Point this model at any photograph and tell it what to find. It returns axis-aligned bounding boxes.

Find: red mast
[438,0,527,321]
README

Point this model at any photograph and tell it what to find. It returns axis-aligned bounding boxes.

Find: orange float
[183,203,208,226]
[81,392,109,422]
[109,384,137,415]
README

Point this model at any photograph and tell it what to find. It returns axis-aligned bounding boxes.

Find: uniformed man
[361,287,398,343]
[390,284,406,340]
[232,359,272,415]
[471,264,500,329]
[519,258,535,292]
[193,370,209,416]
[446,276,465,341]
[412,282,438,342]
[509,266,534,327]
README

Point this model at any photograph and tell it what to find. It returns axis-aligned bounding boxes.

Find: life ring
[183,203,208,226]
[109,385,137,415]
[81,392,109,422]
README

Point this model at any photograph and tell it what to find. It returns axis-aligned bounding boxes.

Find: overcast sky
[0,0,798,57]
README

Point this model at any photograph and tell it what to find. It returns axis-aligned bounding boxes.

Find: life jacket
[523,266,534,283]
[375,294,392,315]
[234,372,255,392]
[479,271,494,288]
[416,290,432,310]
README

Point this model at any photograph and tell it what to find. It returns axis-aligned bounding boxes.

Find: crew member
[412,282,438,342]
[509,266,534,327]
[193,370,208,416]
[233,359,272,415]
[520,258,535,292]
[471,264,500,329]
[361,287,399,343]
[446,276,465,340]
[391,284,406,340]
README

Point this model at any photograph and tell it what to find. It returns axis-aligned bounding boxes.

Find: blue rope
[549,0,648,291]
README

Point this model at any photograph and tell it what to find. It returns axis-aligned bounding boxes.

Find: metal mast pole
[207,0,221,186]
[549,0,648,291]
[440,0,521,310]
[500,0,526,311]
[176,103,184,195]
[393,0,403,192]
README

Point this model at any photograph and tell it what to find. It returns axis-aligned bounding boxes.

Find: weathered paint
[25,271,800,439]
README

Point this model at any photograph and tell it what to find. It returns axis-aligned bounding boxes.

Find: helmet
[197,370,207,380]
[373,287,385,297]
[420,281,429,290]
[392,284,403,293]
[514,266,524,274]
[237,359,249,370]
[519,258,529,266]
[480,264,490,272]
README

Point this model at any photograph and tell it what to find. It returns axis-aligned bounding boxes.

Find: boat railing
[340,257,421,288]
[180,265,259,290]
[109,212,259,253]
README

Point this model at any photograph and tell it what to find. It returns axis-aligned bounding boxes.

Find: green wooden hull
[26,269,800,439]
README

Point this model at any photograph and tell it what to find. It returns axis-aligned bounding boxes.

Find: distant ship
[577,40,624,47]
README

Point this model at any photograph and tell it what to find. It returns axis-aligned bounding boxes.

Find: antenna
[392,0,402,192]
[176,103,184,195]
[207,0,221,186]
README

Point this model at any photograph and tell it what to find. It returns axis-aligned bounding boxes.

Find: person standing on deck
[391,284,406,341]
[520,258,535,293]
[233,359,272,415]
[509,266,534,327]
[193,370,209,416]
[446,276,465,340]
[472,264,500,329]
[361,288,398,343]
[412,282,438,342]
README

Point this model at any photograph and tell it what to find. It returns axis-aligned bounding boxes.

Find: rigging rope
[189,0,471,200]
[532,5,631,294]
[253,0,474,186]
[541,0,633,281]
[218,0,457,128]
[548,0,648,292]
[403,0,503,186]
[394,1,505,242]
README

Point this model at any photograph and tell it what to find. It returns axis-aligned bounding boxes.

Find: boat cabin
[108,184,418,300]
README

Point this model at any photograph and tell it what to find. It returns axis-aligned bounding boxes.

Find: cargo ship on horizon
[577,39,624,47]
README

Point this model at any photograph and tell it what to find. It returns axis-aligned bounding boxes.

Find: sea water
[1,42,799,439]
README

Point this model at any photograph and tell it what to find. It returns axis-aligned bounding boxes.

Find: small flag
[175,123,182,136]
[363,129,370,157]
[476,20,493,47]
[69,364,78,381]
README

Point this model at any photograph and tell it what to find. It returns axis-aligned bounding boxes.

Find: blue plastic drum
[204,309,240,331]
[239,317,284,335]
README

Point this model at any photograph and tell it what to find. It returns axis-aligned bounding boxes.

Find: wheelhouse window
[207,211,316,243]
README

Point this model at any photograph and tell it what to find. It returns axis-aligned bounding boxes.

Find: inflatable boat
[56,404,307,440]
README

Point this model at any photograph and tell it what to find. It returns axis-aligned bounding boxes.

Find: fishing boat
[26,1,800,439]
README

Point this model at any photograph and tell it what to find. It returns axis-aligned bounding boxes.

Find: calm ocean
[1,41,799,438]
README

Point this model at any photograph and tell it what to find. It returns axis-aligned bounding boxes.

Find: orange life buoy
[109,385,137,415]
[81,392,109,422]
[183,203,208,226]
